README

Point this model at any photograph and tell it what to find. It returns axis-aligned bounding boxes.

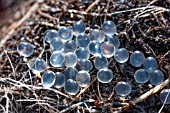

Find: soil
[0,0,170,112]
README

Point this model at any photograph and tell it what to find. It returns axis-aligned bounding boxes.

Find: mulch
[0,0,170,112]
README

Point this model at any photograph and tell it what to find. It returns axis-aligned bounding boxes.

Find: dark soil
[0,0,170,112]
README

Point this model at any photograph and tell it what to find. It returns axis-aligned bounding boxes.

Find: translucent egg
[64,67,78,80]
[160,89,170,104]
[50,51,64,67]
[72,21,86,36]
[76,59,93,72]
[64,79,79,95]
[102,21,117,36]
[76,33,90,47]
[50,38,64,52]
[17,42,34,57]
[88,41,101,56]
[89,29,105,43]
[114,48,129,63]
[76,47,90,59]
[76,70,90,87]
[27,58,47,72]
[101,42,115,58]
[64,52,78,67]
[58,27,73,42]
[149,70,164,85]
[105,36,120,49]
[41,71,56,88]
[94,56,109,70]
[130,51,145,67]
[115,81,132,96]
[97,69,113,83]
[143,57,158,73]
[63,40,77,53]
[134,69,149,83]
[44,29,58,43]
[54,72,65,88]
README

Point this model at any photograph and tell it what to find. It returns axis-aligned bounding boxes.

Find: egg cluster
[17,20,169,104]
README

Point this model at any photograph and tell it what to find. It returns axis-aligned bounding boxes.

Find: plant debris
[0,0,170,112]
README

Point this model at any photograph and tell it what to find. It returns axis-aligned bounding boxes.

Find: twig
[60,101,84,113]
[84,102,91,112]
[41,4,62,12]
[28,70,33,85]
[37,9,59,21]
[137,9,168,18]
[1,87,10,113]
[69,77,97,105]
[0,77,75,100]
[104,0,111,21]
[132,79,169,104]
[108,84,115,100]
[40,105,56,113]
[68,6,169,17]
[134,6,168,19]
[0,77,31,90]
[60,99,94,113]
[16,99,46,102]
[4,50,16,77]
[141,0,159,12]
[27,102,58,113]
[159,50,170,66]
[0,88,20,95]
[39,21,55,27]
[143,44,157,57]
[49,88,75,100]
[85,0,100,13]
[76,78,97,98]
[97,81,103,101]
[0,104,5,113]
[118,79,169,112]
[158,90,170,113]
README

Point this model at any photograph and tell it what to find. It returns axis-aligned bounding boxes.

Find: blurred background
[0,0,23,41]
[0,0,13,11]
